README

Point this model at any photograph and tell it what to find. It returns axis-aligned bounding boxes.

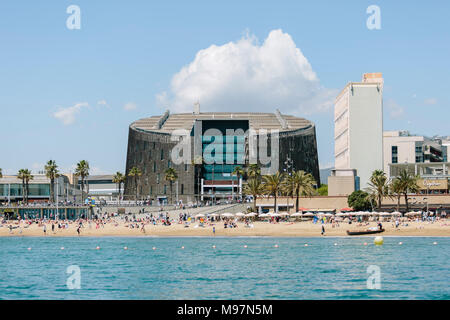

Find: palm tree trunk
[397,195,400,212]
[274,194,277,213]
[295,190,299,212]
[135,177,138,204]
[404,193,409,212]
[170,182,173,204]
[378,196,382,211]
[253,195,257,212]
[50,179,54,203]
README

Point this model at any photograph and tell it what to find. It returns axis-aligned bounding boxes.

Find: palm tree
[247,164,261,179]
[396,169,420,213]
[164,167,178,204]
[389,178,403,212]
[128,167,142,204]
[112,172,126,205]
[18,169,33,204]
[243,178,265,212]
[75,160,90,202]
[232,165,245,200]
[284,170,316,212]
[263,172,285,213]
[0,168,3,179]
[45,160,59,203]
[366,170,389,211]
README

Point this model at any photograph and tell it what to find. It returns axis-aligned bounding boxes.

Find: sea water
[0,236,448,299]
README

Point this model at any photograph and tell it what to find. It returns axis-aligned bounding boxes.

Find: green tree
[389,178,403,212]
[284,170,316,212]
[128,167,142,204]
[396,169,420,213]
[317,184,328,196]
[243,178,265,213]
[45,160,59,203]
[247,164,261,179]
[164,167,178,204]
[18,169,33,204]
[0,168,3,178]
[348,190,373,211]
[366,170,389,211]
[112,172,126,205]
[75,160,90,202]
[263,172,285,213]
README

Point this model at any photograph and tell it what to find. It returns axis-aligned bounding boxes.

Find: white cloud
[424,98,437,105]
[97,100,108,107]
[157,29,336,115]
[385,99,405,119]
[124,102,137,111]
[53,102,89,125]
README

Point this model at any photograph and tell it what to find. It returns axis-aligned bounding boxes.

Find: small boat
[346,229,385,236]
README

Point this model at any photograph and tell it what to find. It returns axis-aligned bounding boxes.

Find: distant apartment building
[383,130,447,177]
[385,131,450,194]
[330,73,384,195]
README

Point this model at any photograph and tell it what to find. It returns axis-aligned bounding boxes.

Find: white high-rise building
[333,73,384,190]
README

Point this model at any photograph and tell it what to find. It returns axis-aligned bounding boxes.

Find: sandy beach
[1,220,449,237]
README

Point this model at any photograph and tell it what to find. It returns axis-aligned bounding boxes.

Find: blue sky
[1,0,449,175]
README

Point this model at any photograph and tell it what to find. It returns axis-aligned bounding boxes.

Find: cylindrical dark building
[125,110,320,205]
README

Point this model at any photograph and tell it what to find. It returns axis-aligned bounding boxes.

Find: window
[157,174,160,184]
[392,146,398,154]
[153,162,156,172]
[181,184,184,195]
[415,146,422,153]
[160,149,164,160]
[415,156,423,163]
[168,160,171,168]
[150,186,153,195]
[163,185,167,194]
[185,164,188,172]
[392,156,398,164]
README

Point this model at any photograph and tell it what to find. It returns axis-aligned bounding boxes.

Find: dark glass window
[392,146,398,154]
[392,156,398,164]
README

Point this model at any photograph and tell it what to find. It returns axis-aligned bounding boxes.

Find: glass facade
[201,120,248,182]
[0,184,50,197]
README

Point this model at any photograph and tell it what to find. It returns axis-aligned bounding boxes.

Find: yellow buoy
[374,236,384,245]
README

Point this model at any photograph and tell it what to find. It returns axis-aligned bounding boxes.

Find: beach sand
[1,220,449,237]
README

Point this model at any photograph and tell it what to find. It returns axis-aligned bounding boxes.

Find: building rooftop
[131,111,314,134]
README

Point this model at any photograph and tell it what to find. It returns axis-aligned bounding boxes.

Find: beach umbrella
[392,211,402,216]
[302,213,315,217]
[258,213,270,218]
[221,213,234,217]
[208,213,219,217]
[269,213,280,217]
[278,212,290,216]
[336,212,348,216]
[195,213,205,218]
[324,213,334,217]
[340,207,353,212]
[298,207,309,211]
[380,212,391,216]
[290,212,302,217]
[245,213,257,217]
[235,212,245,217]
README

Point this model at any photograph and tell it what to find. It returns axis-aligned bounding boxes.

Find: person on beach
[321,225,325,235]
[52,223,55,234]
[43,224,47,235]
[213,226,216,235]
[141,223,146,234]
[77,226,81,236]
